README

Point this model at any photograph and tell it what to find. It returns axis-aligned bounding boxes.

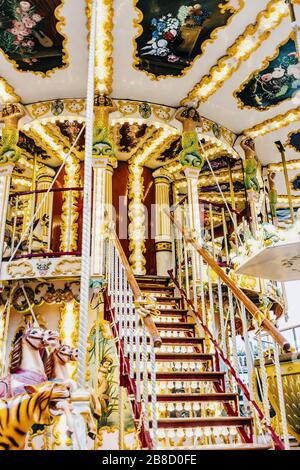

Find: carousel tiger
[0,381,71,450]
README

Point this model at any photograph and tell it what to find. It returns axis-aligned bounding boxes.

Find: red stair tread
[155,371,225,381]
[155,416,253,428]
[181,444,271,451]
[155,322,195,330]
[155,392,237,402]
[155,353,213,361]
[160,337,203,345]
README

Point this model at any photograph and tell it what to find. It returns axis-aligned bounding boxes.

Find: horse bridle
[56,347,74,362]
[23,330,45,350]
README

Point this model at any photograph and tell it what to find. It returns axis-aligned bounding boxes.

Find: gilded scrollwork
[182,0,288,105]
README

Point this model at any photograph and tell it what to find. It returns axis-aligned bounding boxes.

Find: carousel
[0,0,299,451]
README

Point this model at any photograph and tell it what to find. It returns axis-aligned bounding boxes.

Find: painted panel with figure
[134,1,243,78]
[0,0,67,74]
[87,320,136,449]
[235,37,300,110]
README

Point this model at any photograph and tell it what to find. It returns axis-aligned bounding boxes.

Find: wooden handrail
[167,210,290,352]
[9,187,83,199]
[108,225,162,348]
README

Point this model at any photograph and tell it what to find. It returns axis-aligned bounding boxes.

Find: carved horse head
[10,325,46,373]
[10,326,60,373]
[44,343,78,380]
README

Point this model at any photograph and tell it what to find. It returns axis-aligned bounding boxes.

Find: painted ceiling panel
[0,0,67,74]
[0,0,299,170]
[235,36,300,111]
[133,0,243,78]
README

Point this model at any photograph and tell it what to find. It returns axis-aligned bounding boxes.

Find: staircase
[135,275,272,450]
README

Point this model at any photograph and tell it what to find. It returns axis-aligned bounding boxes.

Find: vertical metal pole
[275,141,295,224]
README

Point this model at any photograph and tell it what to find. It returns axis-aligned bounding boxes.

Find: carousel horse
[0,326,60,398]
[44,342,97,443]
[44,342,78,389]
[0,381,71,450]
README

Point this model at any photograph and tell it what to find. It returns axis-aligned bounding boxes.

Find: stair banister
[107,224,162,348]
[166,210,290,352]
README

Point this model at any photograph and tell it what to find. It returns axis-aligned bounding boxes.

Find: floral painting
[235,38,300,110]
[0,0,67,73]
[134,1,242,77]
[87,320,135,433]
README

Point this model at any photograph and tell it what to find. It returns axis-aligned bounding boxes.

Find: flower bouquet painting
[0,0,66,73]
[135,1,239,77]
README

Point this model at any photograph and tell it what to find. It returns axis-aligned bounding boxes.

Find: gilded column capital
[107,156,118,173]
[183,166,202,180]
[0,102,25,127]
[92,156,109,169]
[37,164,56,182]
[0,163,14,176]
[152,168,173,183]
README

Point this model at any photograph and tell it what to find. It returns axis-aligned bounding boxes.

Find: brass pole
[209,204,215,259]
[222,208,229,263]
[275,141,295,224]
[228,163,238,255]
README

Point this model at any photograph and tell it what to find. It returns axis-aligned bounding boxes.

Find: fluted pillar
[184,167,202,280]
[60,155,82,253]
[32,165,55,252]
[0,103,25,263]
[153,169,173,276]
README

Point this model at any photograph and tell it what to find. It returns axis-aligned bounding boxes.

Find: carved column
[184,167,202,280]
[32,165,56,252]
[60,155,82,253]
[105,157,117,222]
[241,138,261,237]
[91,157,108,277]
[153,169,173,276]
[0,103,25,264]
[90,94,117,277]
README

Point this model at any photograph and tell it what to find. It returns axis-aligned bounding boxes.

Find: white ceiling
[0,0,299,178]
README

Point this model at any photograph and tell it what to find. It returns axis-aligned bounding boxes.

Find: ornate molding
[152,167,173,182]
[243,106,300,138]
[0,77,21,104]
[234,33,299,112]
[182,0,289,104]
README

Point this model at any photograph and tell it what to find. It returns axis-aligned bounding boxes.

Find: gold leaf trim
[0,1,69,78]
[86,0,114,95]
[234,32,298,112]
[243,106,300,138]
[0,77,21,104]
[182,0,289,104]
[132,0,245,81]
